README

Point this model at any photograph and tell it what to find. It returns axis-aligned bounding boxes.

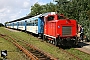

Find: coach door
[38,17,44,34]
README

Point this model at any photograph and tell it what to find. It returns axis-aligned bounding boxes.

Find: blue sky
[0,0,55,24]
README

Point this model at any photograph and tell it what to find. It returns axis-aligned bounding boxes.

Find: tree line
[28,0,90,37]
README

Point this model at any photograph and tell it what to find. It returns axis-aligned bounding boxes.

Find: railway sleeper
[30,50,39,53]
[34,54,49,60]
[29,47,57,60]
[32,53,49,58]
[32,51,40,54]
[36,55,46,58]
[33,53,45,57]
[39,58,50,60]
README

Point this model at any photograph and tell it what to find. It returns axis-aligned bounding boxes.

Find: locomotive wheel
[44,36,48,42]
[46,40,49,43]
[52,40,55,45]
[54,39,58,46]
[44,35,47,41]
[49,40,52,44]
[50,40,53,44]
[75,37,78,45]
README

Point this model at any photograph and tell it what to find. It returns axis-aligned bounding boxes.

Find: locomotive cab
[44,13,78,46]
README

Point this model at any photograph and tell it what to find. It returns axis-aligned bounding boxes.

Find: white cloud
[0,0,32,24]
[23,2,30,8]
[0,0,52,24]
[0,8,7,13]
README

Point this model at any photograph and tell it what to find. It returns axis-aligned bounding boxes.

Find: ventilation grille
[62,26,72,36]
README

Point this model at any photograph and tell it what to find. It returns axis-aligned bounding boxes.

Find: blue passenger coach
[26,14,44,36]
[6,14,44,37]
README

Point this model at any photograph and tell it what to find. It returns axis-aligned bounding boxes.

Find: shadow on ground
[77,42,90,47]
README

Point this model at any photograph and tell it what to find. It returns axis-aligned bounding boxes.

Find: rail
[0,33,57,60]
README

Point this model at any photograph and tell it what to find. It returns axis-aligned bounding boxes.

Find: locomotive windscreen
[62,26,72,36]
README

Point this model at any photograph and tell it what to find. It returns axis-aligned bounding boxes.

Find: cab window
[47,16,54,21]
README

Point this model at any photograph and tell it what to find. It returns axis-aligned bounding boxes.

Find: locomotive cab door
[45,15,56,37]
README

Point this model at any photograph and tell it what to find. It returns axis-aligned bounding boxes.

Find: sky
[0,0,55,24]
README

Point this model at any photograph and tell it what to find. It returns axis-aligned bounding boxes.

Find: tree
[44,2,56,12]
[29,3,42,16]
[87,10,90,20]
[28,2,56,16]
[0,23,4,27]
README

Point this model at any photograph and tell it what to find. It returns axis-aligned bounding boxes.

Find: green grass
[0,37,27,60]
[0,27,90,60]
[66,48,90,60]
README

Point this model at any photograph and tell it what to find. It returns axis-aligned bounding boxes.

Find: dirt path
[75,42,90,55]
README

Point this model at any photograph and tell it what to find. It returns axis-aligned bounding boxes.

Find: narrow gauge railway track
[29,34,83,60]
[0,34,38,60]
[0,33,57,60]
[10,33,82,60]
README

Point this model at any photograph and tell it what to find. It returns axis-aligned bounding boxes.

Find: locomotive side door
[52,22,56,37]
[44,15,56,37]
[48,15,54,36]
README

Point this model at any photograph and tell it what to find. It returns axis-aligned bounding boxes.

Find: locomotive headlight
[58,26,60,28]
[57,34,59,36]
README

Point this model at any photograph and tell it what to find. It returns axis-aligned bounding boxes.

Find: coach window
[14,23,15,26]
[35,20,38,26]
[22,22,24,26]
[34,23,36,26]
[21,22,23,26]
[47,16,54,21]
[19,22,20,26]
[27,22,30,26]
[18,23,19,26]
[26,22,28,26]
[29,21,31,26]
[33,23,34,26]
[36,22,38,26]
[21,22,22,26]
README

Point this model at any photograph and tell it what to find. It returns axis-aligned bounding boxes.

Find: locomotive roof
[39,12,56,17]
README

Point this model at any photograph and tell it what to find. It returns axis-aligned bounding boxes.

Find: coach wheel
[43,35,46,40]
[44,35,48,41]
